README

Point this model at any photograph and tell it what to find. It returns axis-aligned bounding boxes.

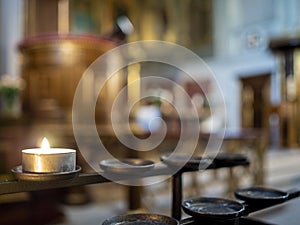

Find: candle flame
[41,137,50,150]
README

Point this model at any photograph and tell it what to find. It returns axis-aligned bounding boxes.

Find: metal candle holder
[22,148,76,173]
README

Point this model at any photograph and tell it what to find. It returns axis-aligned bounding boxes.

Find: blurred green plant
[0,75,25,116]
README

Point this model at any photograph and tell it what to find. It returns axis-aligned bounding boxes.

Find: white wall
[207,0,300,128]
[212,0,300,58]
[0,0,24,77]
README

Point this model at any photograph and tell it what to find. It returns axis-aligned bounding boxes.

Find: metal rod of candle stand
[0,161,250,207]
[172,171,183,220]
[170,159,250,221]
[0,166,172,195]
[128,185,142,210]
[0,173,110,195]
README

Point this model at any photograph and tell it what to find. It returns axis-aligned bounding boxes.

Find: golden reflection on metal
[61,42,75,53]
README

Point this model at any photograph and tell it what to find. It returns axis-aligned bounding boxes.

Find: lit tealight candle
[22,137,76,173]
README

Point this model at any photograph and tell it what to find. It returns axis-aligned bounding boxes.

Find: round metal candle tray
[100,158,155,174]
[11,165,81,181]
